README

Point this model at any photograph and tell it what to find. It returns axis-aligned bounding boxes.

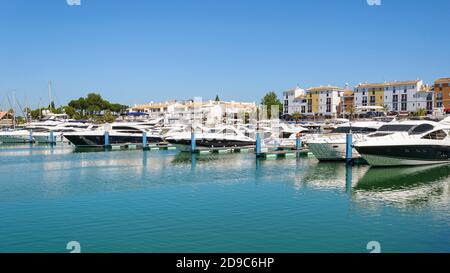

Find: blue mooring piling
[296,136,302,150]
[256,132,261,157]
[29,130,33,143]
[104,131,110,147]
[345,133,352,164]
[142,131,148,149]
[49,130,55,145]
[191,131,196,153]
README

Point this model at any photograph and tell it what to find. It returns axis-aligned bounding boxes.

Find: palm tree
[414,108,427,117]
[347,106,356,121]
[382,104,389,115]
[292,112,301,123]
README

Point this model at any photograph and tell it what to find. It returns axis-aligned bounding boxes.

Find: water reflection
[293,161,369,191]
[345,164,352,193]
[0,143,73,156]
[2,144,450,212]
[352,164,450,209]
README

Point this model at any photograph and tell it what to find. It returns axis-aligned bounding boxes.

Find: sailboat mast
[12,92,16,129]
[48,81,53,113]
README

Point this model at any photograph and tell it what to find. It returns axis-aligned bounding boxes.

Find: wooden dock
[101,143,177,151]
[256,147,309,159]
[189,145,255,154]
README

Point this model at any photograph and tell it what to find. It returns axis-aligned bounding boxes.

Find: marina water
[0,144,449,252]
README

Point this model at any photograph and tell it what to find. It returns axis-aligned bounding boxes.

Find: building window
[326,98,331,112]
[401,102,407,111]
[362,97,368,107]
[401,94,407,102]
[369,96,375,106]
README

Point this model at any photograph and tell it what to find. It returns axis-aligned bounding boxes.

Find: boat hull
[0,134,32,143]
[308,142,361,161]
[166,139,255,152]
[33,133,66,143]
[64,134,163,147]
[355,145,450,166]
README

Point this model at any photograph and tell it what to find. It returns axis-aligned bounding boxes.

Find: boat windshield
[409,124,434,135]
[377,124,415,132]
[331,126,378,134]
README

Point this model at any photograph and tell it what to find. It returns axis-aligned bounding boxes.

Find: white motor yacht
[165,125,255,152]
[353,119,450,166]
[307,121,385,161]
[64,123,163,147]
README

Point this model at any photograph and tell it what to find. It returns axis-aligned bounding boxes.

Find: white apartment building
[282,87,306,115]
[292,95,307,115]
[354,80,433,113]
[128,100,256,123]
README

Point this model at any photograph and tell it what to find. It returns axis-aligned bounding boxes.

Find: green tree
[347,105,356,121]
[49,101,56,111]
[67,93,128,118]
[261,91,283,119]
[63,106,77,118]
[413,108,427,117]
[215,95,220,102]
[16,116,26,124]
[68,97,88,116]
[110,103,127,114]
[94,110,116,124]
[52,107,64,114]
[30,108,42,120]
[292,112,301,122]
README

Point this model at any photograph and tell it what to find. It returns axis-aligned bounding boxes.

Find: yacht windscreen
[377,124,415,132]
[409,124,434,135]
[331,127,377,133]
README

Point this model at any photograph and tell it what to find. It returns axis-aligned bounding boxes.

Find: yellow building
[305,86,343,117]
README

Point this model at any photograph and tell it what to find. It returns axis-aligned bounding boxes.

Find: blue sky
[1,0,449,109]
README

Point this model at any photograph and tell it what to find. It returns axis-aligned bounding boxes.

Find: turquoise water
[0,144,449,253]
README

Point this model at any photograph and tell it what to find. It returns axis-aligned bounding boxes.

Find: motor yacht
[307,121,385,161]
[353,119,450,166]
[165,125,255,152]
[0,119,68,143]
[63,123,163,147]
[263,123,309,147]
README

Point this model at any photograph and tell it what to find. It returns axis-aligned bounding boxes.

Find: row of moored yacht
[307,117,450,166]
[3,117,450,167]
